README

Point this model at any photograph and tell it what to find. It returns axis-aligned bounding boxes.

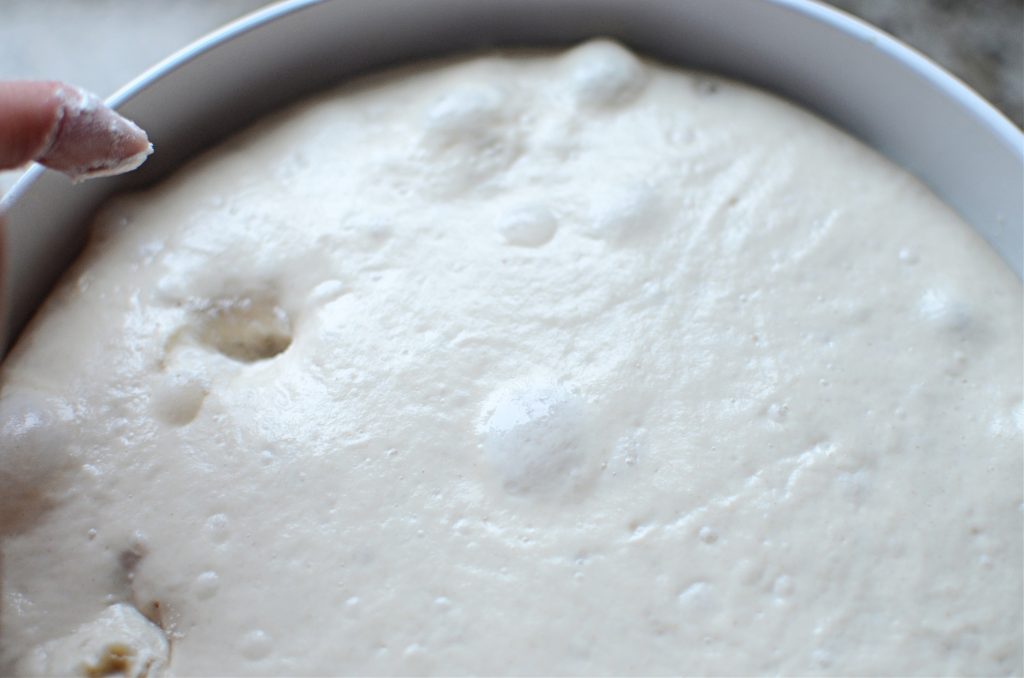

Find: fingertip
[36,84,154,182]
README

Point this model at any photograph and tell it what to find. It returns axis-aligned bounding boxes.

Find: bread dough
[1,40,1021,676]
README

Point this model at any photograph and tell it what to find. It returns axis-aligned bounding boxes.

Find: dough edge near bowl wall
[1,0,1022,357]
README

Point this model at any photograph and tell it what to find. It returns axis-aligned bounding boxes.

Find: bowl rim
[3,0,1021,208]
[1,0,1022,358]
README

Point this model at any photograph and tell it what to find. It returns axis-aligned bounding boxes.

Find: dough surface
[1,40,1022,676]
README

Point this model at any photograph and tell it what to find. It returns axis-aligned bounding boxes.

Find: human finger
[0,81,152,182]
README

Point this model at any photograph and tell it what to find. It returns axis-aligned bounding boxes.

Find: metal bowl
[2,0,1021,356]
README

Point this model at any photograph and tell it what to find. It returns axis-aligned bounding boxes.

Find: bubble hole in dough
[0,40,1021,676]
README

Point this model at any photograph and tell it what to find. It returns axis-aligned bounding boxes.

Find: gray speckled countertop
[830,0,1022,127]
[1,0,1021,196]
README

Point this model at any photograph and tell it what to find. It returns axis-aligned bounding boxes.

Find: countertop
[1,0,1021,196]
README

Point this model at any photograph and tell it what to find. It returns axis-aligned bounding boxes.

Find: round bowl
[1,0,1021,357]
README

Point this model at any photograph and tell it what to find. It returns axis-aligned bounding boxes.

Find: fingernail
[37,85,153,183]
